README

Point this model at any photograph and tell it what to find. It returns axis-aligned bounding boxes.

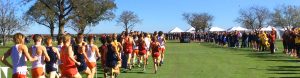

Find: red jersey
[124,37,133,53]
[99,45,107,66]
[60,46,78,77]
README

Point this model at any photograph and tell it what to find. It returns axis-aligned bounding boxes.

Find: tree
[24,0,116,42]
[270,5,300,29]
[0,1,28,46]
[236,9,256,29]
[183,12,214,32]
[26,1,56,37]
[236,6,270,30]
[68,0,116,33]
[253,6,270,28]
[116,11,141,32]
[23,0,75,41]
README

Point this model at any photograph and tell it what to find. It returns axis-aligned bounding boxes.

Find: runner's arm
[2,48,13,68]
[94,45,101,60]
[81,46,89,61]
[118,42,123,53]
[68,46,80,65]
[112,45,121,60]
[53,47,60,60]
[23,45,37,62]
[42,46,50,62]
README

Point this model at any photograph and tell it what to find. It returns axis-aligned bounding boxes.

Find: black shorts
[283,42,288,49]
[288,42,295,49]
[77,62,87,72]
[46,63,57,74]
[106,60,118,68]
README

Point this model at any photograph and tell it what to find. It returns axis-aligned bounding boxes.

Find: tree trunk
[58,19,64,44]
[125,28,128,33]
[79,27,85,34]
[57,0,65,44]
[50,23,55,37]
[2,35,6,46]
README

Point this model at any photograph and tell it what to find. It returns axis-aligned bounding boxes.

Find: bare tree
[116,11,141,32]
[236,9,257,29]
[0,1,28,46]
[183,12,214,32]
[253,6,270,28]
[236,6,270,30]
[270,5,300,29]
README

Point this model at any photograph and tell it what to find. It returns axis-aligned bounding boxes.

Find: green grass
[1,40,300,78]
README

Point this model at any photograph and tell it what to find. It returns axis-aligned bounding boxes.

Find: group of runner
[0,31,166,78]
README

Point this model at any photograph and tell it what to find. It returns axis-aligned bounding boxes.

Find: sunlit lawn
[1,40,300,78]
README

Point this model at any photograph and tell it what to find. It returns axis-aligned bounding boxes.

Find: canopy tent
[260,26,275,31]
[279,28,288,31]
[279,26,293,31]
[259,26,282,39]
[227,26,248,31]
[186,27,195,33]
[209,27,225,32]
[169,27,184,33]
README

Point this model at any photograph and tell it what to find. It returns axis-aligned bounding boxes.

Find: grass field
[1,40,300,78]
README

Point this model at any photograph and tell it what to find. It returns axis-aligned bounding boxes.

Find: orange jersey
[60,46,78,77]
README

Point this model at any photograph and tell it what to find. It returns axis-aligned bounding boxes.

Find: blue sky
[18,0,300,34]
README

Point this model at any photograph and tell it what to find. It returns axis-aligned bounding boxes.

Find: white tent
[209,27,225,31]
[279,26,293,31]
[260,26,275,31]
[260,26,282,39]
[228,26,248,31]
[186,27,195,33]
[169,27,184,33]
[279,28,288,31]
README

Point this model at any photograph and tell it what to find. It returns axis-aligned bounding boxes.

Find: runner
[132,31,139,67]
[295,28,300,58]
[123,32,134,70]
[153,31,158,38]
[106,36,121,77]
[150,37,161,74]
[138,33,147,71]
[290,28,297,57]
[2,33,38,78]
[269,28,277,54]
[45,36,60,78]
[30,34,50,78]
[57,35,64,77]
[86,35,101,78]
[73,33,92,78]
[158,31,166,65]
[112,33,123,70]
[144,33,151,65]
[60,34,81,78]
[99,35,108,78]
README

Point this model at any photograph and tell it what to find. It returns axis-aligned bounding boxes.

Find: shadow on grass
[200,42,300,78]
[167,41,181,43]
[269,66,300,69]
[269,76,300,78]
[201,43,286,59]
[122,71,154,74]
[201,43,256,52]
[245,52,287,59]
[267,69,300,71]
[267,66,300,78]
[268,72,300,74]
[264,59,300,63]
